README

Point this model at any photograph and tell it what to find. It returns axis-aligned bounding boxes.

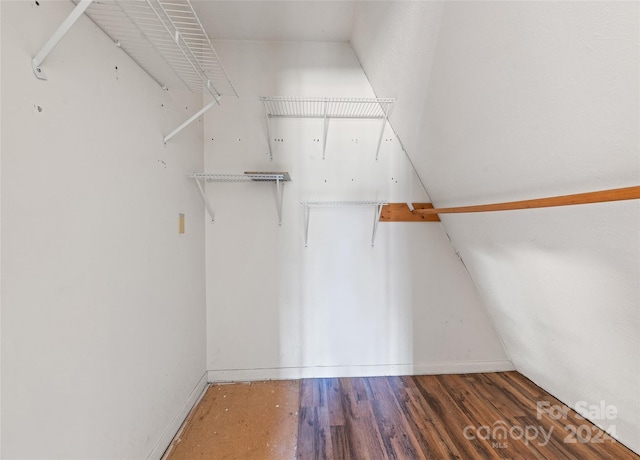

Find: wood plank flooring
[298,372,638,459]
[165,372,639,459]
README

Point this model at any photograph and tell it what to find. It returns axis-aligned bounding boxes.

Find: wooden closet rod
[415,186,640,215]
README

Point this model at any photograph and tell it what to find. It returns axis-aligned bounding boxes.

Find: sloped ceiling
[192,1,355,42]
[351,0,639,455]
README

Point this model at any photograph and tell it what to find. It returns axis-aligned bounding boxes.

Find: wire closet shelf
[188,173,290,182]
[301,200,388,207]
[260,97,395,160]
[73,0,237,98]
[260,97,395,119]
[188,172,291,225]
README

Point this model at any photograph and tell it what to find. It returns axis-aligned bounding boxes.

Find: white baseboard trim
[207,360,515,382]
[147,371,208,460]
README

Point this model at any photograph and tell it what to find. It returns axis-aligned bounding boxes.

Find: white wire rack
[300,200,388,247]
[78,0,237,97]
[189,173,290,182]
[301,200,387,207]
[261,97,395,119]
[260,97,395,160]
[32,0,237,142]
[189,172,291,224]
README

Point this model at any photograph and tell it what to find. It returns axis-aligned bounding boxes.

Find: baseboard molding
[207,360,515,382]
[147,371,208,460]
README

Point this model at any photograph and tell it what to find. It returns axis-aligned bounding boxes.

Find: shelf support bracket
[371,203,384,247]
[32,0,93,80]
[164,96,220,144]
[303,205,311,247]
[275,177,284,225]
[375,104,393,161]
[264,111,273,161]
[322,100,329,160]
[192,177,215,223]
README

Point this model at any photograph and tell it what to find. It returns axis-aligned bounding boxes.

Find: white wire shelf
[301,200,388,247]
[260,97,395,161]
[301,200,387,207]
[189,173,291,183]
[76,0,237,98]
[189,172,291,224]
[260,97,395,119]
[32,0,237,143]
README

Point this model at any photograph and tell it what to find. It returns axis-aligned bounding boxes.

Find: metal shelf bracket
[264,111,273,161]
[322,100,329,160]
[275,176,284,225]
[375,104,394,161]
[32,0,94,80]
[192,176,216,223]
[164,95,220,144]
[371,202,385,246]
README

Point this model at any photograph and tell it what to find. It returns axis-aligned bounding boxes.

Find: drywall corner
[150,372,208,460]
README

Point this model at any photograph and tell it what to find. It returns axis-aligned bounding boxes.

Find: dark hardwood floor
[297,372,638,459]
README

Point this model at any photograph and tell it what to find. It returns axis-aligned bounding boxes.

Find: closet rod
[415,186,640,215]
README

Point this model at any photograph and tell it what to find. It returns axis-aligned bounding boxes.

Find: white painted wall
[352,0,639,454]
[203,39,510,382]
[1,2,206,458]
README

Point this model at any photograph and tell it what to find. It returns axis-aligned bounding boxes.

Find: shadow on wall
[271,63,419,376]
[467,234,639,445]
